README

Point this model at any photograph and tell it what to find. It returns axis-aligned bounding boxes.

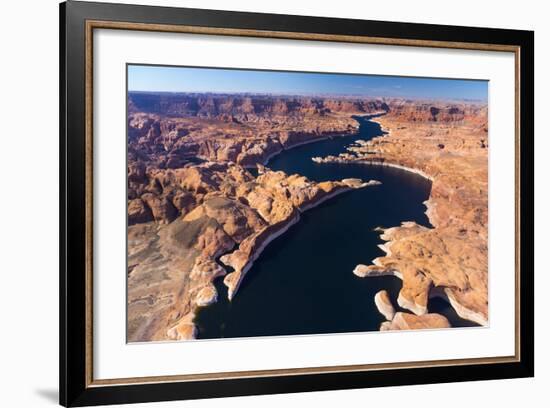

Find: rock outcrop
[374,290,396,321]
[380,312,451,331]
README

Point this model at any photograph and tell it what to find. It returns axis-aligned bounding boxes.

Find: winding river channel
[194,115,476,339]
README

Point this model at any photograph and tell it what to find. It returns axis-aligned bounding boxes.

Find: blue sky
[128,64,488,101]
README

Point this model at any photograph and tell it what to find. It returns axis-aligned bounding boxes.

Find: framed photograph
[60,1,534,406]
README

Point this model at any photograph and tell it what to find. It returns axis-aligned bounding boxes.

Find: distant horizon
[127,89,487,103]
[128,64,488,102]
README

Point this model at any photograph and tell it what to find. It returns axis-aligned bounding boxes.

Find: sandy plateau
[127,93,488,341]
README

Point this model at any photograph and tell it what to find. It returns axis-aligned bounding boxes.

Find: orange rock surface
[380,312,451,331]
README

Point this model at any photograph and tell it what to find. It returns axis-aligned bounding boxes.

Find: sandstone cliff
[128,93,389,171]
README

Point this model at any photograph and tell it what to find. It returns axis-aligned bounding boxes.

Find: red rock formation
[380,312,451,331]
[127,93,389,171]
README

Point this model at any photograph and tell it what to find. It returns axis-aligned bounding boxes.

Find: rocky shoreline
[313,157,435,182]
[315,109,489,329]
[244,128,359,169]
[221,177,381,301]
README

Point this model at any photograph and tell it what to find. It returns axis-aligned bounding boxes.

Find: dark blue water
[194,116,476,339]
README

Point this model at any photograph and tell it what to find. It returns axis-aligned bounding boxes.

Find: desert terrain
[127,92,488,341]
